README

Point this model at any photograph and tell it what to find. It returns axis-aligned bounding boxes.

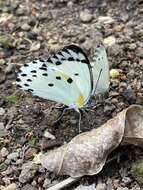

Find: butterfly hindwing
[91,45,110,94]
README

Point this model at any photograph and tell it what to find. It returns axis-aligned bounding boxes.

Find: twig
[47,177,80,190]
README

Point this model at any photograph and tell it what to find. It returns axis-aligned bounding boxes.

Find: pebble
[1,147,9,157]
[21,184,38,190]
[21,23,31,31]
[25,148,38,159]
[127,70,135,79]
[121,176,132,186]
[128,43,137,50]
[119,82,127,89]
[16,8,26,16]
[79,9,93,23]
[103,36,116,47]
[27,32,38,40]
[117,187,129,190]
[0,107,5,116]
[43,178,51,188]
[2,183,17,190]
[0,122,8,137]
[96,183,106,190]
[98,16,114,24]
[19,162,38,183]
[5,63,15,74]
[7,152,19,161]
[122,89,136,104]
[44,130,56,139]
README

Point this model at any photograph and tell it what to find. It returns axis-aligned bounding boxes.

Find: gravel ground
[0,0,143,189]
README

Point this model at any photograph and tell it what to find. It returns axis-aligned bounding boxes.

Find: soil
[0,0,143,189]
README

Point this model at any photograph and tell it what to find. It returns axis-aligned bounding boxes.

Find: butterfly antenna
[94,68,103,93]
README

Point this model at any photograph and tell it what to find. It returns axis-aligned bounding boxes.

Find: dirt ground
[0,0,143,189]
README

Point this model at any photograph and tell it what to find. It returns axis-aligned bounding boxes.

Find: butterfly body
[16,45,109,112]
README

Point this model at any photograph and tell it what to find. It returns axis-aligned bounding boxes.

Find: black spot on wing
[47,58,53,64]
[32,75,37,77]
[24,63,28,67]
[56,76,61,80]
[39,67,47,71]
[28,89,34,92]
[24,83,29,87]
[55,61,61,65]
[21,74,27,77]
[48,83,54,87]
[16,78,21,82]
[31,70,37,73]
[39,58,45,62]
[32,60,37,64]
[42,73,48,76]
[27,79,32,82]
[17,84,22,88]
[67,78,73,83]
[74,73,79,76]
[42,63,47,67]
[68,57,74,61]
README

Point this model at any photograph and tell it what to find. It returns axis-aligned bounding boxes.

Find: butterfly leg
[78,111,82,133]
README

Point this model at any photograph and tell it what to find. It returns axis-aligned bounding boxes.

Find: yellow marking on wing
[55,71,69,80]
[77,93,84,107]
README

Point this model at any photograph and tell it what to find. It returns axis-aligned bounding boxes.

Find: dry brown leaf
[37,105,143,178]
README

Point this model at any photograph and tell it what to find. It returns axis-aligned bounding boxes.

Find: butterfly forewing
[46,45,93,104]
[16,59,86,108]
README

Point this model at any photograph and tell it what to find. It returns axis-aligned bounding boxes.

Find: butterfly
[16,44,109,118]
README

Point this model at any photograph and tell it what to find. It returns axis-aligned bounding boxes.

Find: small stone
[16,8,26,16]
[0,122,8,137]
[111,98,118,104]
[74,184,96,190]
[7,152,19,161]
[119,82,127,89]
[21,23,31,31]
[127,70,135,79]
[25,148,38,159]
[103,36,116,47]
[21,184,38,190]
[79,9,93,23]
[2,183,17,190]
[112,179,120,189]
[1,147,9,157]
[122,89,136,104]
[19,162,38,183]
[109,91,119,97]
[117,187,129,190]
[128,43,137,50]
[122,176,132,186]
[67,1,73,8]
[44,130,56,140]
[104,105,116,116]
[96,183,106,190]
[114,24,124,32]
[0,59,5,65]
[43,178,51,188]
[0,107,5,116]
[5,63,15,74]
[27,32,38,40]
[98,16,114,24]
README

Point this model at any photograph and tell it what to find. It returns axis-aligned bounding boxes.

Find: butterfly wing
[16,60,85,108]
[45,45,93,105]
[91,45,110,94]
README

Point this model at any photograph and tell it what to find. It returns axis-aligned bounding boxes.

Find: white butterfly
[16,45,109,113]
